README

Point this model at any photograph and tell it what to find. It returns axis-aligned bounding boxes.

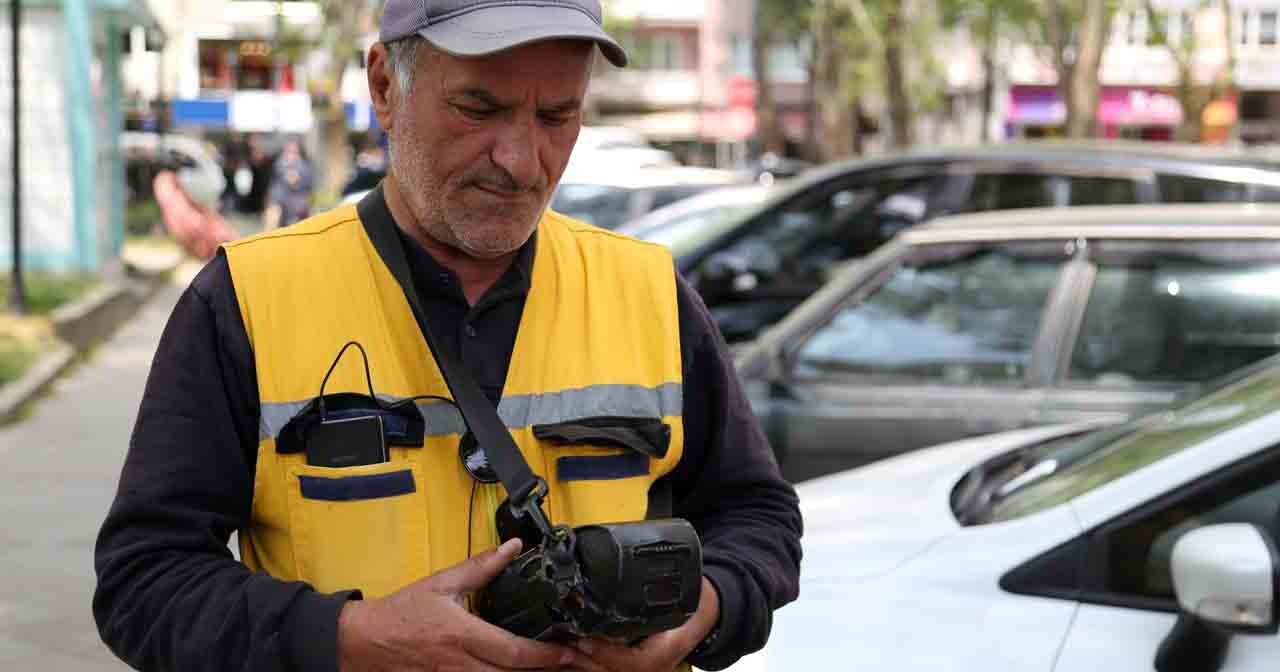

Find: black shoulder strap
[357,186,542,506]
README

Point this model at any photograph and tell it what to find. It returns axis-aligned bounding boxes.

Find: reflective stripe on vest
[259,382,684,442]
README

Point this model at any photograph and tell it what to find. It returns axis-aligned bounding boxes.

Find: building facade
[1005,0,1280,144]
[123,0,328,135]
[1,0,161,273]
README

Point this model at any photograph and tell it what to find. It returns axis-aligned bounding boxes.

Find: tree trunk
[804,57,821,162]
[812,1,854,161]
[980,6,998,143]
[752,13,787,155]
[317,1,365,201]
[1064,0,1107,138]
[883,0,912,148]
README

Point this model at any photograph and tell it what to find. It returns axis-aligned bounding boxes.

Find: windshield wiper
[995,458,1059,499]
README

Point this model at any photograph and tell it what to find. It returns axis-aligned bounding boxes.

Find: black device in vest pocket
[305,415,388,468]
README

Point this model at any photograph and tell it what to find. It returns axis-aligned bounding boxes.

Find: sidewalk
[0,278,184,670]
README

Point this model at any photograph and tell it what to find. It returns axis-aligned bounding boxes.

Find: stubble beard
[390,122,540,261]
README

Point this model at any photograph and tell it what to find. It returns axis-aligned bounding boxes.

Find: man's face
[382,40,593,259]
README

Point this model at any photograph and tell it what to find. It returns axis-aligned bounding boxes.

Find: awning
[1009,86,1184,127]
[1007,86,1066,126]
[1098,88,1183,126]
[95,0,166,44]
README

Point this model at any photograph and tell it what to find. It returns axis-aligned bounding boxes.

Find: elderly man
[93,2,802,671]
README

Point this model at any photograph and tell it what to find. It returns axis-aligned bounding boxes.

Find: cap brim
[416,4,627,67]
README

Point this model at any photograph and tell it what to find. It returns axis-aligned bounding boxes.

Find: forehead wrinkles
[437,44,592,105]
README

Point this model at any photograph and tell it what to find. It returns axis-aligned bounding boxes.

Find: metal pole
[10,0,27,313]
[273,0,283,133]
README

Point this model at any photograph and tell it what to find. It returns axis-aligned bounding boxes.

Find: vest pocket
[286,460,428,599]
[535,418,667,526]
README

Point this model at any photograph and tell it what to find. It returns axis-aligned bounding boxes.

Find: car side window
[1068,258,1280,386]
[793,246,1065,385]
[965,173,1061,211]
[1254,184,1280,202]
[1067,176,1140,206]
[1157,174,1250,202]
[1096,449,1280,603]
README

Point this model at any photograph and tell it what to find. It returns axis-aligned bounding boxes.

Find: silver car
[736,204,1280,482]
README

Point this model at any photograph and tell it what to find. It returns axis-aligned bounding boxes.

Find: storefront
[1,0,164,273]
[1007,85,1184,141]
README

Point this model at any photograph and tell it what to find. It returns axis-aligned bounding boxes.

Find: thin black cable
[406,394,459,409]
[467,477,478,560]
[464,477,479,613]
[317,342,378,419]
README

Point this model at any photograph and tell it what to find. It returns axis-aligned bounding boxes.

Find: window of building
[767,40,810,83]
[1261,10,1278,45]
[626,33,684,71]
[1181,11,1195,44]
[1240,10,1254,46]
[727,34,753,77]
[1128,10,1149,45]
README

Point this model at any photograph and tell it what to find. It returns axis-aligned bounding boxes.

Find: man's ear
[367,43,396,133]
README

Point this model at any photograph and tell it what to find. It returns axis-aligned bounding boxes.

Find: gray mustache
[470,169,543,194]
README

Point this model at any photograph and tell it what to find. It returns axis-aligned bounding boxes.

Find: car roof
[901,203,1280,245]
[557,165,743,190]
[783,140,1280,189]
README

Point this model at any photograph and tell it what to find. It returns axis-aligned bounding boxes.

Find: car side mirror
[1154,523,1279,672]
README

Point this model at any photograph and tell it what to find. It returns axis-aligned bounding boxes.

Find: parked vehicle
[730,356,1280,672]
[551,166,743,230]
[122,132,226,209]
[681,142,1280,342]
[615,184,774,256]
[735,204,1280,482]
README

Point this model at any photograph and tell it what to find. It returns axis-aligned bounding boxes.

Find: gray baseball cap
[380,0,628,67]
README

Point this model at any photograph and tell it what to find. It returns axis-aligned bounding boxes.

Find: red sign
[727,76,757,108]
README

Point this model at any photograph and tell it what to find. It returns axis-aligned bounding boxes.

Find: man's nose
[490,117,541,192]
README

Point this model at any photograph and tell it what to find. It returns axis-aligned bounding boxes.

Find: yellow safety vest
[224,203,685,600]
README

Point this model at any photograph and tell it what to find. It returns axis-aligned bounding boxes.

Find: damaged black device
[474,482,702,643]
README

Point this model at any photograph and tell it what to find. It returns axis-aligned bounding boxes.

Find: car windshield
[551,184,634,229]
[987,359,1280,522]
[641,202,762,257]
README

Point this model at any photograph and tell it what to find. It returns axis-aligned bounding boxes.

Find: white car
[734,359,1280,672]
[616,184,773,256]
[122,132,226,209]
[551,166,743,231]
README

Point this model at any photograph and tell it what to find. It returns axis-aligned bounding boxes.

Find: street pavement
[0,277,188,670]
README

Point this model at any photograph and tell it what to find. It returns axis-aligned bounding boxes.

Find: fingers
[460,624,577,670]
[573,631,685,672]
[427,538,524,596]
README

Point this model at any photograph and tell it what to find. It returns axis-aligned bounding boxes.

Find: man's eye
[539,113,570,128]
[456,105,494,120]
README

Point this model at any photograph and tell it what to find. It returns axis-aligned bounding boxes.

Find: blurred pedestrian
[218,132,252,214]
[342,133,389,197]
[263,138,314,229]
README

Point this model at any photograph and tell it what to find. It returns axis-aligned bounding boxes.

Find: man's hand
[569,577,720,672]
[337,538,578,671]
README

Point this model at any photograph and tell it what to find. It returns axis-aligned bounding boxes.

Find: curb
[0,343,76,425]
[0,254,181,424]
